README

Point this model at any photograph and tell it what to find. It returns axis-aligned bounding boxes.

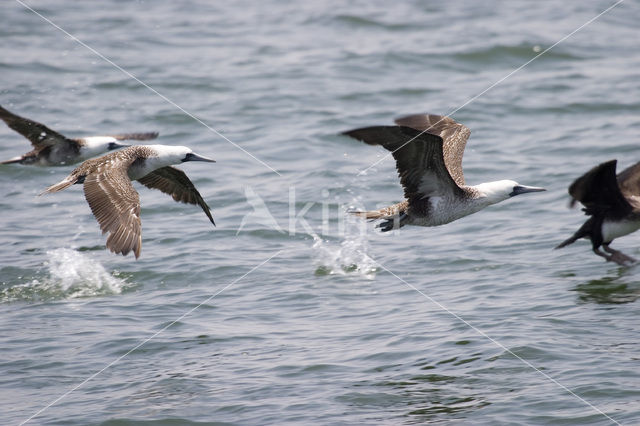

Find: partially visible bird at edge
[556,159,640,266]
[0,104,158,166]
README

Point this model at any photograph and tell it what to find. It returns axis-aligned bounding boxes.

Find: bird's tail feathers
[349,208,407,232]
[555,222,592,249]
[377,216,406,232]
[348,210,384,221]
[40,176,77,195]
[0,156,23,165]
[555,233,580,249]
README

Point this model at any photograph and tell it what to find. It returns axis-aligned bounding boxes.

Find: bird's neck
[78,137,115,159]
[128,156,173,180]
[467,181,511,206]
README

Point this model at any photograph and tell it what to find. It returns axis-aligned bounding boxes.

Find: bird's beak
[108,142,130,150]
[183,152,216,163]
[510,185,546,196]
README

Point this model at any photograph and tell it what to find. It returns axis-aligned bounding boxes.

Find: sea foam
[312,212,377,279]
[1,248,129,302]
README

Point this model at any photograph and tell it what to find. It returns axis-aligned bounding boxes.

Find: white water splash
[44,248,127,297]
[1,248,129,302]
[312,213,377,279]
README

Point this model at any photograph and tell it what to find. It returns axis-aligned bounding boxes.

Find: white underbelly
[128,164,157,181]
[45,146,77,166]
[602,219,640,243]
[410,197,485,227]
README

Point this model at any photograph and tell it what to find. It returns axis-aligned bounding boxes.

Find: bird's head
[107,141,130,151]
[149,145,216,165]
[181,150,216,163]
[75,137,129,162]
[81,136,129,157]
[475,180,546,205]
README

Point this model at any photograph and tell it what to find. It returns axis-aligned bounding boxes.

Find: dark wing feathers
[110,132,159,141]
[616,161,640,211]
[83,163,142,258]
[0,105,158,150]
[342,125,463,201]
[568,159,632,218]
[137,166,215,225]
[0,105,73,148]
[394,114,470,186]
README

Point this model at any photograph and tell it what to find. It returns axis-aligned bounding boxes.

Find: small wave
[0,248,130,303]
[454,44,581,63]
[334,14,418,31]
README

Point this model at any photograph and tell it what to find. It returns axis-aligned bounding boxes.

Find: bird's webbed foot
[375,213,406,232]
[594,245,637,266]
[376,218,399,232]
[603,244,637,266]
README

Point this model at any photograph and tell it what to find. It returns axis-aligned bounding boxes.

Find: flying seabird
[555,159,640,266]
[342,113,546,231]
[0,105,158,166]
[41,145,216,258]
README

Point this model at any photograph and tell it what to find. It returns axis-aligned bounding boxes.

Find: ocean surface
[1,1,639,424]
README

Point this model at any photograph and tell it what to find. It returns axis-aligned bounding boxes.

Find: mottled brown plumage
[394,113,470,187]
[84,160,143,258]
[41,145,215,258]
[343,124,464,204]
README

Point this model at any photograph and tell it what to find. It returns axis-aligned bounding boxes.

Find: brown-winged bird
[41,145,216,258]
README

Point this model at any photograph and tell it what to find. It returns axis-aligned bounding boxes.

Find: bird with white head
[342,113,545,232]
[40,144,216,258]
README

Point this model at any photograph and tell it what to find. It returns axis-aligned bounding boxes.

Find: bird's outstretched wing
[616,160,640,212]
[0,105,74,149]
[83,157,142,258]
[109,132,159,141]
[394,114,470,186]
[568,159,631,218]
[342,125,463,202]
[137,166,215,225]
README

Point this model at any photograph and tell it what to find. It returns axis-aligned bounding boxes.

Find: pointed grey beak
[108,142,130,151]
[510,185,546,197]
[183,152,216,163]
